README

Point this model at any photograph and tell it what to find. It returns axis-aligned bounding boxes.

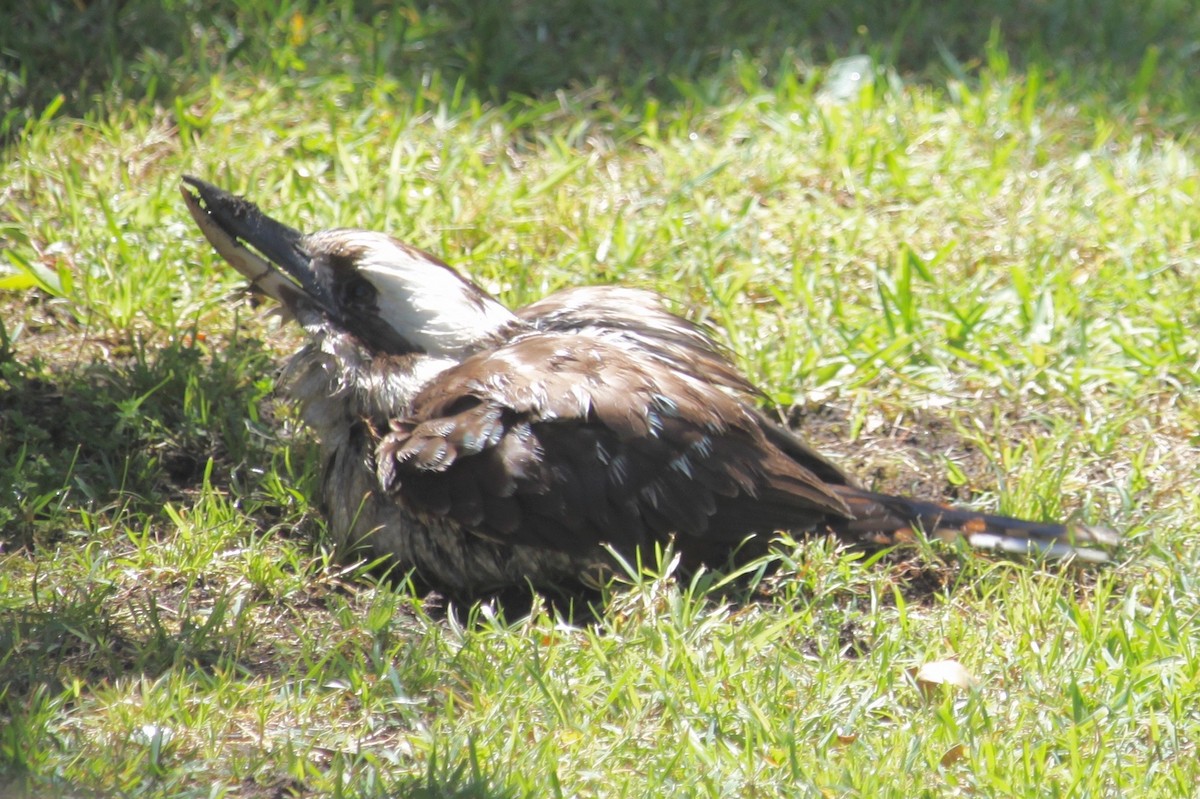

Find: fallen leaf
[912,659,978,697]
[940,743,966,767]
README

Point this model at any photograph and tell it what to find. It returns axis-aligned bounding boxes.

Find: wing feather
[375,331,852,556]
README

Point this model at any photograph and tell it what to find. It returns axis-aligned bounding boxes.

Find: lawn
[2,1,1199,796]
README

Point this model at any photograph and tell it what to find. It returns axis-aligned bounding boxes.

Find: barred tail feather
[828,486,1119,563]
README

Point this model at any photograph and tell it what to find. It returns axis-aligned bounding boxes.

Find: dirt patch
[784,399,993,501]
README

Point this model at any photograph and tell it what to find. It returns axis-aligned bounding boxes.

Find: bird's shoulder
[516,285,757,398]
[381,327,758,471]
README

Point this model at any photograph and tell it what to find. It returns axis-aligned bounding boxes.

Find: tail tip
[967,529,1116,564]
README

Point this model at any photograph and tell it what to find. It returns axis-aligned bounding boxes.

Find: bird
[180,175,1118,603]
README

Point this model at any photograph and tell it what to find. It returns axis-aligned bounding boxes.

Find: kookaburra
[181,176,1117,602]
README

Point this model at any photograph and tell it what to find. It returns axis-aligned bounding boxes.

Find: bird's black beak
[181,176,332,313]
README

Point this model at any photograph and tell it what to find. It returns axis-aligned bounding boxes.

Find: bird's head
[181,176,518,359]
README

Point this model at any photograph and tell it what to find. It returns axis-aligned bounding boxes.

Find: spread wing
[517,286,755,397]
[519,285,853,486]
[374,332,852,556]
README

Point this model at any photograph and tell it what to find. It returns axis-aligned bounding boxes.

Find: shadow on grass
[0,311,281,546]
[388,747,522,799]
[0,310,290,690]
[3,0,1198,141]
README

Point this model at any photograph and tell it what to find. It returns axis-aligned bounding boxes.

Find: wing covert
[375,333,851,555]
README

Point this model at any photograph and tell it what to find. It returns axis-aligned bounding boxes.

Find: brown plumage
[181,176,1118,602]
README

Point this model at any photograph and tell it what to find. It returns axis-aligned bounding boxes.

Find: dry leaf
[940,743,967,767]
[912,659,978,697]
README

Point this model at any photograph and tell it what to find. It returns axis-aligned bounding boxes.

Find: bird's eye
[341,276,376,305]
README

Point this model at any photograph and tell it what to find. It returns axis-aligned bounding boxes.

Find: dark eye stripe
[338,275,376,306]
[347,277,374,303]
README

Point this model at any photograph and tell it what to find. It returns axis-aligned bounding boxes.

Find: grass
[2,0,1199,796]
